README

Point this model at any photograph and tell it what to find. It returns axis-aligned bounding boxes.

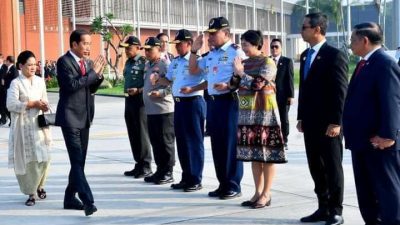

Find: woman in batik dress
[230,30,287,209]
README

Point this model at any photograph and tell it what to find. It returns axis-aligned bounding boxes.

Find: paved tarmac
[0,92,364,225]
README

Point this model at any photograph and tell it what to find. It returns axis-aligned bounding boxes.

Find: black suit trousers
[303,126,344,215]
[61,127,94,205]
[124,95,152,169]
[0,89,6,122]
[277,100,290,143]
[351,149,400,225]
[147,113,175,173]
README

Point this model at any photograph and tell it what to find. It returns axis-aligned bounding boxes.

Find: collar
[363,46,381,61]
[310,39,326,54]
[271,55,281,62]
[133,54,142,61]
[69,50,82,63]
[181,52,190,60]
[219,40,233,52]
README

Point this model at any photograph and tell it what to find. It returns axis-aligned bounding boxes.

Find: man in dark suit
[0,53,8,125]
[270,38,294,149]
[55,29,106,216]
[297,13,348,225]
[343,22,400,225]
[2,56,19,126]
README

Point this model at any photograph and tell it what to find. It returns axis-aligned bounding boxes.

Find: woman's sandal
[25,196,35,206]
[37,189,46,199]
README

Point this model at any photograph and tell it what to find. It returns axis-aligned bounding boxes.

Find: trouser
[147,113,175,173]
[352,149,400,225]
[174,96,205,185]
[303,125,344,215]
[207,93,243,192]
[124,95,152,170]
[61,127,94,206]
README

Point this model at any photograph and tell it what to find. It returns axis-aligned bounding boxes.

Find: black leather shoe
[124,168,137,176]
[300,209,329,222]
[208,188,222,197]
[325,215,344,225]
[184,184,203,192]
[144,172,159,183]
[64,199,84,210]
[154,172,174,185]
[84,204,97,216]
[219,191,242,200]
[171,181,187,189]
[134,169,153,179]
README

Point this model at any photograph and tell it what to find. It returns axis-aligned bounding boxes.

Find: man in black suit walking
[55,29,106,216]
[297,13,348,225]
[270,38,294,149]
[0,53,8,125]
[2,56,19,126]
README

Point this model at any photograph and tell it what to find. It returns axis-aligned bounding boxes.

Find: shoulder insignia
[231,43,240,49]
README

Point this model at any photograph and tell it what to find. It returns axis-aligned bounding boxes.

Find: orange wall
[0,0,16,57]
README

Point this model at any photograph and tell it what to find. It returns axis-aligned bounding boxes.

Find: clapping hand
[93,55,107,75]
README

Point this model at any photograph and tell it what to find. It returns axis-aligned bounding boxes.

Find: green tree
[90,13,134,86]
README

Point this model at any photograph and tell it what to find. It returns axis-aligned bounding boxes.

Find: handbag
[38,109,56,128]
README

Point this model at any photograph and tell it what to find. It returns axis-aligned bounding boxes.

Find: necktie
[79,59,86,76]
[354,59,367,77]
[303,48,315,80]
[273,58,277,65]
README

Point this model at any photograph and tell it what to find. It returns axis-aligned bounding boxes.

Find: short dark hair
[156,33,169,40]
[16,50,35,70]
[69,29,90,48]
[270,38,282,45]
[6,56,15,63]
[305,12,328,35]
[241,30,263,50]
[353,22,383,45]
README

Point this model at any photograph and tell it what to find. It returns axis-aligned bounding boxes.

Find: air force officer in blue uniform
[186,17,245,199]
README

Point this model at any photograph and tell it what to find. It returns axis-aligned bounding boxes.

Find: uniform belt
[209,92,238,100]
[174,96,201,102]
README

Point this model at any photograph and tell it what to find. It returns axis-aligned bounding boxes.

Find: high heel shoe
[252,196,271,209]
[241,199,257,207]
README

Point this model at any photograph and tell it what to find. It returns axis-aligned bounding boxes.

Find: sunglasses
[301,25,313,31]
[270,45,280,49]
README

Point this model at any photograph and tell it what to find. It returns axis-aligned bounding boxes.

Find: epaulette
[231,43,240,49]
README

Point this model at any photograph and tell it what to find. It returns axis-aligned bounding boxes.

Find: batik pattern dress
[231,55,287,163]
